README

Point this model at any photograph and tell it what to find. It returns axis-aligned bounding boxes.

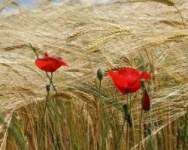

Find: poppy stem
[115,117,126,149]
[46,72,58,95]
[126,94,130,150]
[29,43,39,59]
[116,94,131,149]
[99,80,102,98]
[39,72,58,146]
[99,80,106,150]
[48,73,60,149]
[139,79,145,149]
[39,84,50,146]
[147,109,154,150]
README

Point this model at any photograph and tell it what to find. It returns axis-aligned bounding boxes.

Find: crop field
[0,0,188,149]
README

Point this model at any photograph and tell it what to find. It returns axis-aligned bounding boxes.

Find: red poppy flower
[142,90,150,111]
[35,52,68,72]
[108,67,151,94]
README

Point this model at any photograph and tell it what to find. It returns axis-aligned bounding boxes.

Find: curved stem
[29,43,39,59]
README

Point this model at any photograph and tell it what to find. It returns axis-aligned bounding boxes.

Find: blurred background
[0,0,116,14]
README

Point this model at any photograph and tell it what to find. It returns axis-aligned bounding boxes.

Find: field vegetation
[0,0,188,149]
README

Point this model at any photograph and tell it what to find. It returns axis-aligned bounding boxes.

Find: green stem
[115,118,126,150]
[29,43,39,59]
[46,71,59,141]
[99,80,106,150]
[147,111,154,150]
[99,80,102,99]
[139,79,146,149]
[126,94,130,150]
[130,95,135,146]
[46,72,58,95]
[115,94,131,149]
[139,103,143,150]
[38,73,52,147]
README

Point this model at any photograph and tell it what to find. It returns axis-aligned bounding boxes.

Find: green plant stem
[46,72,58,95]
[139,106,143,150]
[29,43,39,59]
[148,111,154,150]
[115,94,131,150]
[99,80,102,101]
[43,72,53,118]
[115,118,126,150]
[39,72,53,147]
[126,94,130,150]
[99,80,106,150]
[39,89,49,144]
[46,72,59,146]
[129,95,135,146]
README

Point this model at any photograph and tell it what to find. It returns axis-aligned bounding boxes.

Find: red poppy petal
[118,67,140,86]
[108,70,128,93]
[118,67,140,75]
[126,82,141,93]
[55,57,68,66]
[116,68,141,93]
[140,72,151,82]
[108,67,151,94]
[35,53,68,72]
[114,85,128,94]
[35,58,60,72]
[142,90,150,111]
[118,67,140,79]
[35,59,55,72]
[128,71,151,93]
[108,71,128,88]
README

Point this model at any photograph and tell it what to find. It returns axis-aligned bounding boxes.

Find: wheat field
[0,0,188,149]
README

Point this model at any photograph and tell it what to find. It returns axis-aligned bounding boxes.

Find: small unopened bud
[97,67,104,81]
[46,85,50,93]
[142,90,151,111]
[123,104,132,127]
[123,104,129,117]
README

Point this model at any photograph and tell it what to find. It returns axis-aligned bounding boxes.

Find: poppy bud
[142,90,151,111]
[123,104,132,127]
[123,104,129,117]
[97,67,104,81]
[127,114,132,127]
[46,85,50,93]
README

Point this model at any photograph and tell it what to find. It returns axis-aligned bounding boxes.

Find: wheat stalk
[0,0,19,12]
[72,28,131,64]
[166,32,188,40]
[159,20,188,27]
[130,0,174,6]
